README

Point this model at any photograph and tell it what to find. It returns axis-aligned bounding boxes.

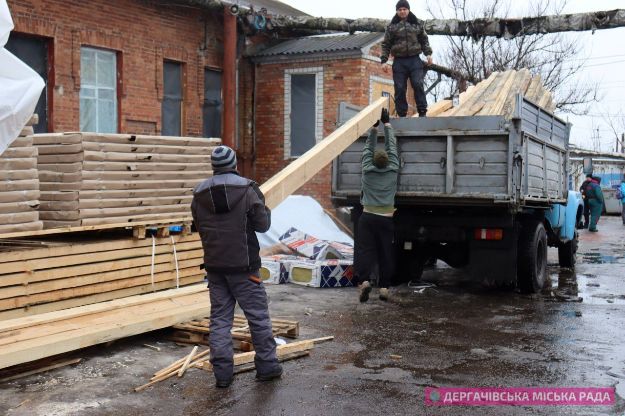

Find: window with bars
[80,47,117,133]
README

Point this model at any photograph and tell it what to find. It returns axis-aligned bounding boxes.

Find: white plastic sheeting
[0,0,44,155]
[257,195,353,248]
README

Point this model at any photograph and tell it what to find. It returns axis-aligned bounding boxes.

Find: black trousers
[583,199,590,227]
[392,55,427,117]
[354,212,395,289]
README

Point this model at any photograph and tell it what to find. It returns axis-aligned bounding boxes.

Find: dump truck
[332,95,583,292]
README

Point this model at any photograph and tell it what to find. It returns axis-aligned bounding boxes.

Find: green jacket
[361,125,400,210]
[381,12,433,60]
[586,182,604,204]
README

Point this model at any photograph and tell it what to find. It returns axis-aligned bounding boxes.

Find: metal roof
[251,32,383,58]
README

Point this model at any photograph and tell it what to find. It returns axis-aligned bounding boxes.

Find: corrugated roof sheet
[251,32,383,57]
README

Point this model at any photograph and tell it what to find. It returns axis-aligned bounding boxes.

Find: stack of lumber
[169,315,299,348]
[425,69,556,118]
[0,115,43,233]
[31,133,220,229]
[0,234,205,320]
[0,285,210,369]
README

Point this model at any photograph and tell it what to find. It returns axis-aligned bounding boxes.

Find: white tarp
[257,195,353,248]
[0,0,44,155]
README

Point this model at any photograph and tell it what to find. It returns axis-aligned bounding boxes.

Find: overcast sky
[280,0,625,152]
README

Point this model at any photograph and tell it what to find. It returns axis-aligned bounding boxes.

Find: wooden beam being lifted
[260,97,388,209]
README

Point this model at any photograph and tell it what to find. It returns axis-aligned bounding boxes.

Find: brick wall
[254,56,394,208]
[7,0,223,135]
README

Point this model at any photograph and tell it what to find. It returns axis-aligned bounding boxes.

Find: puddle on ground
[544,268,625,305]
[579,252,625,264]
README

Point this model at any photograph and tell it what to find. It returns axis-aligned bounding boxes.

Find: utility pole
[622,133,625,154]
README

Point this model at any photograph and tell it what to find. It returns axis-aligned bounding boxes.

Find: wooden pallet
[168,315,299,347]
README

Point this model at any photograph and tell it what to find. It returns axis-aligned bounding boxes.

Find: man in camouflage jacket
[381,0,433,117]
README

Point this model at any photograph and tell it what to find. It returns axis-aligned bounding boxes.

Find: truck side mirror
[583,157,593,175]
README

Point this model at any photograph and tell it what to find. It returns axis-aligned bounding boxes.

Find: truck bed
[332,95,570,208]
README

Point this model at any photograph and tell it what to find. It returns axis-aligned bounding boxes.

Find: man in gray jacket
[191,145,282,388]
[355,108,399,302]
[381,0,433,117]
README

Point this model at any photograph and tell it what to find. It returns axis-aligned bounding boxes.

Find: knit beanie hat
[396,0,410,10]
[211,145,237,172]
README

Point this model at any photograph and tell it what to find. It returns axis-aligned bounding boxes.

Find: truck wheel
[558,231,578,269]
[517,220,548,293]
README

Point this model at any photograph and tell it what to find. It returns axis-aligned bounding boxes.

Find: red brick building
[250,33,396,207]
[5,0,400,207]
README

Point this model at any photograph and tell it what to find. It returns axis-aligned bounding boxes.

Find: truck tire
[558,231,578,269]
[517,220,548,293]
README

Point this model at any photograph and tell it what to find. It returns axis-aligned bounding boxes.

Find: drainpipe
[222,7,236,149]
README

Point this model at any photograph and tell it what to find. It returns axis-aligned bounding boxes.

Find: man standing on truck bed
[355,108,399,302]
[191,145,282,388]
[380,0,433,118]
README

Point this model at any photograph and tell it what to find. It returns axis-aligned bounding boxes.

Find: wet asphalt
[1,217,624,416]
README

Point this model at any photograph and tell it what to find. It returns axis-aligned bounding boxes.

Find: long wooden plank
[0,201,39,214]
[80,213,192,226]
[0,217,194,239]
[426,100,452,117]
[0,267,204,313]
[0,222,44,234]
[0,285,206,331]
[0,239,201,275]
[78,195,193,209]
[83,151,210,164]
[0,290,211,369]
[445,72,497,117]
[2,169,38,181]
[0,256,202,299]
[32,133,83,145]
[1,286,208,342]
[80,171,208,181]
[80,179,200,191]
[79,133,220,147]
[478,70,517,115]
[502,69,532,118]
[81,161,211,172]
[0,248,203,289]
[260,97,388,209]
[0,158,37,170]
[0,190,40,204]
[81,142,215,155]
[79,204,190,219]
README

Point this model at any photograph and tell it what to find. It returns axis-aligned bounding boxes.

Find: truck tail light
[474,228,504,241]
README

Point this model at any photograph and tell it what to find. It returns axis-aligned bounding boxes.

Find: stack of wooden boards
[0,234,205,320]
[31,133,220,229]
[0,115,43,233]
[426,69,556,118]
[0,285,210,369]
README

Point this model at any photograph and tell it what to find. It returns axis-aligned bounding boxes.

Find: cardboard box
[288,259,354,288]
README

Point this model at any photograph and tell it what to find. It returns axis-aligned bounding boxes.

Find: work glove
[373,119,380,128]
[380,55,388,64]
[381,108,390,124]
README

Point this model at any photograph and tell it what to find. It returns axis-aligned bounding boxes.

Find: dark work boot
[215,378,232,388]
[418,110,427,117]
[256,365,283,382]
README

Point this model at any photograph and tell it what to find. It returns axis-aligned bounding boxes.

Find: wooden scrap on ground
[0,357,82,383]
[135,336,333,392]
